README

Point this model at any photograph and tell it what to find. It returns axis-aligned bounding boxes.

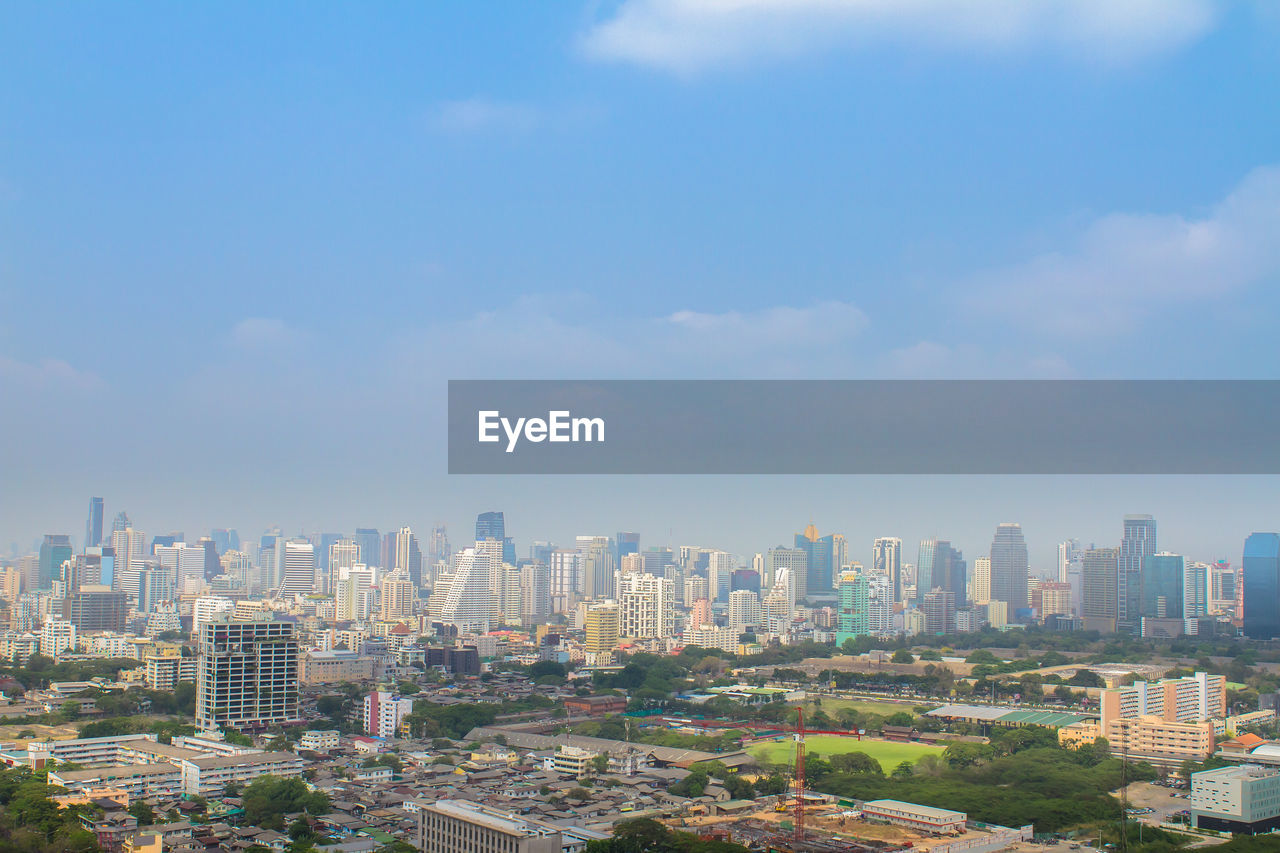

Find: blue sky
[3,1,1280,566]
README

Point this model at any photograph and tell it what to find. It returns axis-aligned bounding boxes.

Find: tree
[830,752,883,775]
[128,800,156,825]
[397,681,420,695]
[242,775,330,828]
[592,754,610,775]
[891,649,915,664]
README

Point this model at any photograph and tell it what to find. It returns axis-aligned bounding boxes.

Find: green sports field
[747,736,943,771]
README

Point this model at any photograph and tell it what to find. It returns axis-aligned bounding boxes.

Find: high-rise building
[192,596,234,635]
[380,569,416,621]
[584,602,620,664]
[989,524,1028,615]
[549,549,582,613]
[520,560,551,625]
[730,569,761,596]
[795,524,835,598]
[1059,540,1084,617]
[866,574,892,633]
[835,571,869,646]
[329,539,361,596]
[475,512,515,564]
[278,540,317,600]
[428,526,450,585]
[196,617,299,731]
[210,529,240,555]
[973,557,992,604]
[85,498,104,549]
[728,589,760,635]
[393,527,423,587]
[766,547,808,601]
[923,589,957,635]
[65,585,129,633]
[578,536,615,600]
[616,572,677,639]
[1184,561,1209,627]
[1082,547,1120,631]
[873,537,903,603]
[111,511,131,534]
[1141,552,1185,620]
[1119,514,1158,631]
[1038,581,1072,618]
[37,535,73,591]
[110,527,146,604]
[1243,533,1280,640]
[428,548,495,633]
[615,532,640,564]
[137,564,175,614]
[353,528,381,569]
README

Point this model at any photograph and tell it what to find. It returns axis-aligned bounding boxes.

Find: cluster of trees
[584,818,749,853]
[667,763,754,800]
[0,766,100,853]
[77,715,197,743]
[0,657,140,690]
[241,776,330,830]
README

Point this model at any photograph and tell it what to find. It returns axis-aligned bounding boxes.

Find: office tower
[156,542,206,593]
[866,574,892,633]
[615,532,640,564]
[1141,552,1184,619]
[389,527,423,587]
[196,617,299,731]
[584,601,620,663]
[520,560,551,625]
[108,527,146,603]
[137,563,175,614]
[641,547,675,577]
[210,528,240,554]
[1082,547,1120,630]
[923,589,957,635]
[916,539,937,604]
[1210,560,1236,613]
[578,536,615,600]
[65,585,129,633]
[37,535,73,591]
[363,691,415,739]
[795,524,835,598]
[730,569,761,595]
[705,550,733,603]
[17,555,40,596]
[836,571,869,645]
[111,511,131,534]
[973,557,992,604]
[85,498,104,549]
[728,589,761,634]
[1184,561,1209,624]
[428,526,450,582]
[549,549,582,613]
[1057,539,1081,582]
[496,563,522,624]
[475,511,515,564]
[872,537,902,603]
[380,570,416,620]
[429,548,495,633]
[353,528,381,569]
[1243,533,1280,640]
[989,523,1028,614]
[762,568,795,635]
[1119,514,1158,631]
[616,572,677,639]
[529,541,555,567]
[219,550,253,591]
[151,533,182,551]
[0,565,21,602]
[336,564,376,622]
[766,547,808,601]
[63,546,112,594]
[329,539,361,595]
[278,540,317,600]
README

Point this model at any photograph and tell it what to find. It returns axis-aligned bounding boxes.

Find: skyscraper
[1119,514,1157,631]
[615,532,640,565]
[973,556,992,604]
[578,536,615,600]
[1243,533,1280,640]
[917,539,966,607]
[354,528,381,569]
[475,511,515,564]
[1140,552,1184,619]
[766,547,808,600]
[85,497,104,549]
[795,524,835,598]
[278,540,317,600]
[835,571,869,646]
[196,617,299,731]
[429,548,495,633]
[872,537,902,603]
[1082,547,1120,631]
[989,524,1028,615]
[37,535,73,590]
[393,527,423,587]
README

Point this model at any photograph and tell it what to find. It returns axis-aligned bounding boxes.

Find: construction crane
[793,706,806,843]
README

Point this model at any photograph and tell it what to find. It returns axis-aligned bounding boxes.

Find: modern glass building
[836,571,869,645]
[1243,533,1280,640]
[989,523,1027,614]
[1119,514,1158,631]
[1141,552,1185,619]
[796,524,835,597]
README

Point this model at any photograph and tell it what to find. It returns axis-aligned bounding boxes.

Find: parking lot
[1120,781,1191,824]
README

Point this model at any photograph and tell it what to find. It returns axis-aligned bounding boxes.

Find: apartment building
[1192,764,1280,833]
[417,799,606,853]
[196,617,299,731]
[1099,672,1225,727]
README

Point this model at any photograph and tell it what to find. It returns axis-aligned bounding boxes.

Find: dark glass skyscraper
[615,532,640,563]
[1243,533,1280,640]
[1140,552,1184,619]
[795,524,835,597]
[354,528,381,569]
[990,524,1028,613]
[85,497,104,549]
[1118,514,1157,631]
[38,534,73,590]
[475,511,515,563]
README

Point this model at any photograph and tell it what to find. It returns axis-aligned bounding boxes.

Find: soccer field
[747,736,943,771]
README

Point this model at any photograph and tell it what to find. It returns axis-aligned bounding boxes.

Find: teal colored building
[836,571,869,645]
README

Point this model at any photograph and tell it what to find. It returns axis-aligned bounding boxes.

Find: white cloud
[581,0,1219,73]
[965,165,1280,336]
[433,98,541,133]
[0,355,104,394]
[229,317,307,350]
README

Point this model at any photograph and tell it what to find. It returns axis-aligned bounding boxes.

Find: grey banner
[448,380,1280,474]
